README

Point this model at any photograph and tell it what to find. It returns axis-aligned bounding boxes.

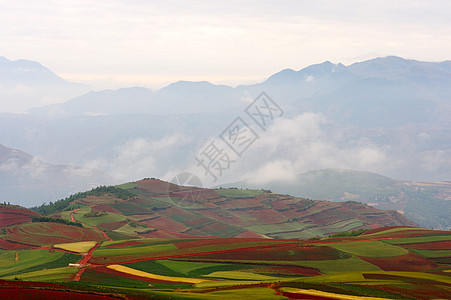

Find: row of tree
[31,216,82,228]
[31,186,135,215]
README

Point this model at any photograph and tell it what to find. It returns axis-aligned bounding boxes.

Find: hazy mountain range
[0,56,89,113]
[0,144,115,207]
[0,55,450,210]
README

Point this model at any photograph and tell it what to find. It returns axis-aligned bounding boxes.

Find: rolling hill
[25,178,417,241]
[0,212,449,299]
[0,180,449,299]
[221,169,451,230]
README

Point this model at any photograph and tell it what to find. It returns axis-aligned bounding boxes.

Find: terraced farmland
[0,179,449,299]
[0,223,450,299]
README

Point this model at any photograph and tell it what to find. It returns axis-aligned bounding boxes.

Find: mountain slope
[0,56,89,113]
[0,144,117,207]
[27,81,242,117]
[221,169,451,230]
[29,178,416,241]
[1,55,446,183]
[28,87,153,117]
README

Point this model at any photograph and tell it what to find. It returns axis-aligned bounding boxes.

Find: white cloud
[84,134,192,181]
[225,113,393,185]
[305,75,315,82]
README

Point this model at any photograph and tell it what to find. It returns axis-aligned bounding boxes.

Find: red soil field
[361,228,444,240]
[140,229,210,239]
[368,223,381,229]
[174,238,269,249]
[182,228,213,237]
[136,178,173,193]
[90,241,299,265]
[189,244,344,261]
[0,289,124,300]
[5,223,107,246]
[103,241,145,248]
[91,205,122,214]
[0,215,31,227]
[197,210,250,227]
[141,215,189,232]
[364,226,409,235]
[0,238,30,250]
[193,220,243,235]
[231,208,288,224]
[0,280,125,300]
[400,240,451,250]
[166,188,219,204]
[278,290,340,300]
[97,221,128,231]
[368,284,450,300]
[178,216,212,227]
[0,207,40,226]
[219,198,264,209]
[83,266,188,284]
[233,230,265,238]
[251,266,321,276]
[359,252,437,271]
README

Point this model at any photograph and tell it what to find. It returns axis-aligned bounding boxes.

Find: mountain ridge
[21,55,451,117]
[220,169,451,230]
[0,144,117,207]
[0,56,90,113]
[26,177,416,241]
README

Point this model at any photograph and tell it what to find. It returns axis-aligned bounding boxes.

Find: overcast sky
[1,0,450,90]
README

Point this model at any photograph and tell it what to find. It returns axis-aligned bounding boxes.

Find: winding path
[70,209,112,241]
[69,208,111,281]
[73,242,100,281]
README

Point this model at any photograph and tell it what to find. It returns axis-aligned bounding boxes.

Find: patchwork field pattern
[0,226,448,299]
[36,178,417,242]
[0,179,449,299]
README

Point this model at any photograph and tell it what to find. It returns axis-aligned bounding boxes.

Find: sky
[1,0,451,90]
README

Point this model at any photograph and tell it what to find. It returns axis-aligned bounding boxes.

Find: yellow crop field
[107,264,210,284]
[280,287,390,300]
[53,241,97,253]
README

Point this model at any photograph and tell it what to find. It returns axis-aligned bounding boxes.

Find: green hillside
[220,169,451,230]
[26,178,416,241]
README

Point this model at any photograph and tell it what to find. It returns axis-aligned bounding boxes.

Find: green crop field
[93,242,177,257]
[0,250,80,277]
[258,256,382,273]
[384,234,451,245]
[116,182,139,189]
[215,189,264,198]
[75,208,127,226]
[1,190,450,300]
[53,241,97,253]
[246,222,308,234]
[1,267,77,282]
[158,260,226,275]
[411,249,451,258]
[327,240,409,257]
[202,270,282,281]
